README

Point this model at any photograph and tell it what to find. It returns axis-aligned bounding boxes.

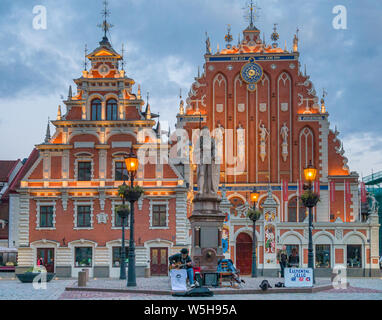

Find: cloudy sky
[0,0,381,178]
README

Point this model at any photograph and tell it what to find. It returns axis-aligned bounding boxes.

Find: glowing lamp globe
[250,187,260,203]
[124,152,139,174]
[304,161,317,183]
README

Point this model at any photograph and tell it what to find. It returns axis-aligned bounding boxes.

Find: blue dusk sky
[0,0,381,177]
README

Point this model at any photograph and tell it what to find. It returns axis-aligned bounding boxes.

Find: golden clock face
[241,58,263,84]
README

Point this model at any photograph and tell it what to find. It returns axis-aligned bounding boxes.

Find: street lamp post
[250,187,260,278]
[124,151,140,287]
[117,181,129,280]
[303,161,318,285]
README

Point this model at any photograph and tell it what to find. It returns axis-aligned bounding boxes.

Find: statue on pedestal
[195,127,220,196]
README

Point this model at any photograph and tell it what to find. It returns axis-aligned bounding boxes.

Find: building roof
[3,149,39,199]
[0,160,20,182]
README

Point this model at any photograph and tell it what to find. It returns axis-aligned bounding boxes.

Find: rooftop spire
[44,118,51,144]
[98,0,113,43]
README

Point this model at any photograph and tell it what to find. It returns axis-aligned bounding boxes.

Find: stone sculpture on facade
[259,121,269,162]
[280,122,289,162]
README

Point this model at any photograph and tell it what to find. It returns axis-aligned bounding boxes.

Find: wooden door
[150,248,168,276]
[236,233,252,275]
[37,248,55,273]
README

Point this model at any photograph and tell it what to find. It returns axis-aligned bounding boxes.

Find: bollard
[82,268,89,282]
[78,271,87,287]
[144,267,150,278]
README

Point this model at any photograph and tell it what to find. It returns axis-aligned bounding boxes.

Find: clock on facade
[240,58,263,85]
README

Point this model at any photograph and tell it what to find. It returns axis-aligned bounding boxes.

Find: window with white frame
[74,203,94,229]
[39,206,54,228]
[74,247,93,267]
[36,202,56,230]
[151,204,168,228]
[77,206,91,228]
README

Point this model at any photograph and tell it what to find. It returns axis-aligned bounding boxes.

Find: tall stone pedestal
[189,194,226,272]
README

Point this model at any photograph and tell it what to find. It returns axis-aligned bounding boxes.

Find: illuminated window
[75,247,92,267]
[315,245,331,268]
[106,99,118,120]
[91,99,102,120]
[347,245,362,268]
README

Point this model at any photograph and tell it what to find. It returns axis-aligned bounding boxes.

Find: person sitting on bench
[169,248,196,288]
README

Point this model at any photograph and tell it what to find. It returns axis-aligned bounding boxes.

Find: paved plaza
[0,274,381,300]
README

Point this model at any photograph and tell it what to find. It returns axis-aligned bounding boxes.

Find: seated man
[169,248,196,288]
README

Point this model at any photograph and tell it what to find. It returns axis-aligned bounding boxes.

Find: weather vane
[98,0,113,38]
[243,0,261,28]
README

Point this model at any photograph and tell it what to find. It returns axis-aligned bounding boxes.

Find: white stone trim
[149,199,169,230]
[73,200,94,230]
[35,200,57,230]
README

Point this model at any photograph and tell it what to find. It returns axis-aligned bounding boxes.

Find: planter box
[16,272,56,283]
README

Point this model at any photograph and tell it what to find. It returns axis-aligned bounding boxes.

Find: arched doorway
[236,233,252,275]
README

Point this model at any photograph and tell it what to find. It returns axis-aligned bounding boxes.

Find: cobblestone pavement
[69,276,331,292]
[0,276,380,300]
[0,278,76,300]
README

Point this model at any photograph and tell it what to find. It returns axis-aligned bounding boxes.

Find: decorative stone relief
[237,103,245,113]
[96,212,108,224]
[62,191,68,211]
[99,190,106,211]
[216,104,223,113]
[335,229,343,240]
[259,103,267,112]
[138,196,143,211]
[281,102,289,112]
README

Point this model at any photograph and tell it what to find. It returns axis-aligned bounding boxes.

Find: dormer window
[91,99,102,121]
[106,99,118,121]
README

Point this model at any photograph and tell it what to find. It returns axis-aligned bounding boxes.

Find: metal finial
[243,0,261,28]
[224,24,233,49]
[121,43,125,71]
[84,44,88,71]
[98,0,113,39]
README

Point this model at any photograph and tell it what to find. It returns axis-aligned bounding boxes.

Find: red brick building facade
[177,21,380,276]
[14,36,190,278]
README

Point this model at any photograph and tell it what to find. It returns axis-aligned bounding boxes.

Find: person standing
[288,248,299,267]
[278,246,288,278]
